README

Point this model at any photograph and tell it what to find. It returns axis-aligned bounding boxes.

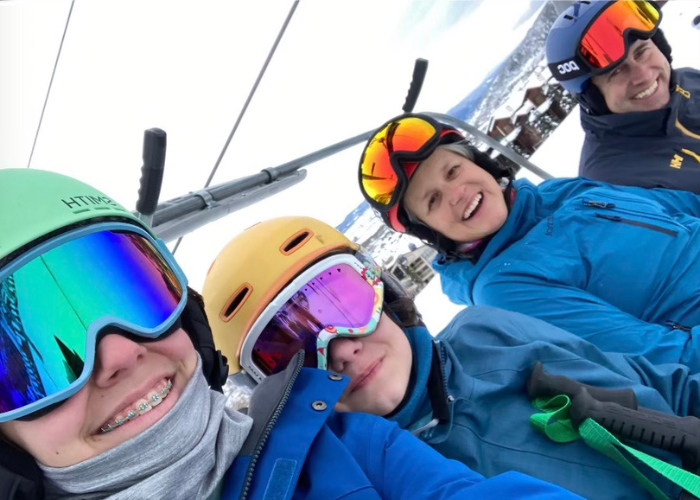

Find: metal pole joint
[261,167,279,183]
[191,189,217,209]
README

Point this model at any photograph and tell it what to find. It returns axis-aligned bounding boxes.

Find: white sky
[0,0,544,289]
[2,0,699,317]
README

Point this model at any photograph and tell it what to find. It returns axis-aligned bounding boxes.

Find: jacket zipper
[436,341,453,404]
[584,200,615,209]
[583,196,687,233]
[238,355,305,500]
[594,213,678,236]
[666,320,692,332]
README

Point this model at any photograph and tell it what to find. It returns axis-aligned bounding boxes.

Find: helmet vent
[220,283,253,322]
[280,229,314,255]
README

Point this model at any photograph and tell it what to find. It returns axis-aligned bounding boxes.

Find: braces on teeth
[100,380,172,433]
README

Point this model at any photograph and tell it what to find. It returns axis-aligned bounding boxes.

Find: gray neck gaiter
[40,355,253,500]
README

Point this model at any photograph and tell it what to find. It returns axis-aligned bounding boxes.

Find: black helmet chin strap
[182,287,230,393]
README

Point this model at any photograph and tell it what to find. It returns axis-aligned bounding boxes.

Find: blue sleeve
[437,272,472,306]
[357,415,585,500]
[625,355,700,417]
[443,307,700,418]
[611,184,700,217]
[475,271,700,373]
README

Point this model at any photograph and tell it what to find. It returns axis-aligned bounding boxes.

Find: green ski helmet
[0,168,229,499]
[0,168,228,387]
[0,168,145,263]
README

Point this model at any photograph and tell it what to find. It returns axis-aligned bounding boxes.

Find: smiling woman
[357,111,700,378]
[403,145,509,244]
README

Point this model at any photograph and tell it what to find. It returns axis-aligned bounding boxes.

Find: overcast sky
[2,0,699,294]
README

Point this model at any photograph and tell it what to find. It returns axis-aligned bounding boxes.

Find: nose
[447,182,466,206]
[93,332,147,388]
[328,337,362,373]
[629,59,653,85]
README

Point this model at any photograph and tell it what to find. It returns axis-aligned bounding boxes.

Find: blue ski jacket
[434,177,700,369]
[390,306,700,500]
[217,351,583,500]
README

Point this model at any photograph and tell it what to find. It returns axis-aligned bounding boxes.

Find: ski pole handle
[402,58,428,113]
[571,387,700,468]
[136,128,167,217]
[527,362,638,408]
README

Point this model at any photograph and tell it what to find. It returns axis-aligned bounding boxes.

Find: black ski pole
[570,387,700,471]
[527,361,638,408]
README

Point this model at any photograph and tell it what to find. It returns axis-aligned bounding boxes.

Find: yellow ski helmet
[202,216,358,373]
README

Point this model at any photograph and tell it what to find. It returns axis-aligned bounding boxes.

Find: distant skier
[546,0,700,192]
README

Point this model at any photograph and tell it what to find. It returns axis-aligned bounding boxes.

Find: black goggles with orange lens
[550,1,661,81]
[358,114,459,212]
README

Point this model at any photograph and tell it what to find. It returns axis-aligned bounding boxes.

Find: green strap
[530,395,700,500]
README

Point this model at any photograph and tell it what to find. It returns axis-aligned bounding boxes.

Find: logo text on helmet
[62,195,118,211]
[557,61,580,74]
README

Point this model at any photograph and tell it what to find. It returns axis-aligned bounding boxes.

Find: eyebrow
[633,40,649,56]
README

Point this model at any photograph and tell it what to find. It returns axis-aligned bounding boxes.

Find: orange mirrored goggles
[580,1,660,71]
[358,115,458,211]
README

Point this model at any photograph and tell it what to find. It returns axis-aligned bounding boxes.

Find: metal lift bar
[143,130,372,241]
[154,170,306,242]
[425,112,554,180]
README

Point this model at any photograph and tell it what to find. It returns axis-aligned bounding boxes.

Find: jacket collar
[388,326,451,431]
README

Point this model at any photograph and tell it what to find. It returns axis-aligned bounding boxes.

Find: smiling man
[546,1,700,192]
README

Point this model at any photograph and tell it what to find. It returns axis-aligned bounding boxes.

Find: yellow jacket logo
[670,154,683,169]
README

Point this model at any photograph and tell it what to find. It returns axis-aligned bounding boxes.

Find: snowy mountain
[447,61,506,122]
[454,0,574,129]
[467,1,574,128]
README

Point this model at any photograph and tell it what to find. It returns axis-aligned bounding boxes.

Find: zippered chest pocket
[578,194,687,236]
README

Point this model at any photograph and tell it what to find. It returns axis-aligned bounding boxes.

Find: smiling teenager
[546,0,700,191]
[0,169,585,500]
[202,215,700,499]
[357,112,700,372]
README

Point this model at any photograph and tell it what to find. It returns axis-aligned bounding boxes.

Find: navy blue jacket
[579,68,700,192]
[391,306,700,499]
[220,352,583,500]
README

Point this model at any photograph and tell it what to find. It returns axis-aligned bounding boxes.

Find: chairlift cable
[172,0,299,255]
[27,0,75,169]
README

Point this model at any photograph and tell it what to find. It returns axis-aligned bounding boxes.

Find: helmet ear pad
[380,272,423,328]
[651,28,672,64]
[181,287,229,393]
[579,82,611,115]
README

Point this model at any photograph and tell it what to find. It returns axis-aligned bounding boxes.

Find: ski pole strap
[530,395,700,500]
